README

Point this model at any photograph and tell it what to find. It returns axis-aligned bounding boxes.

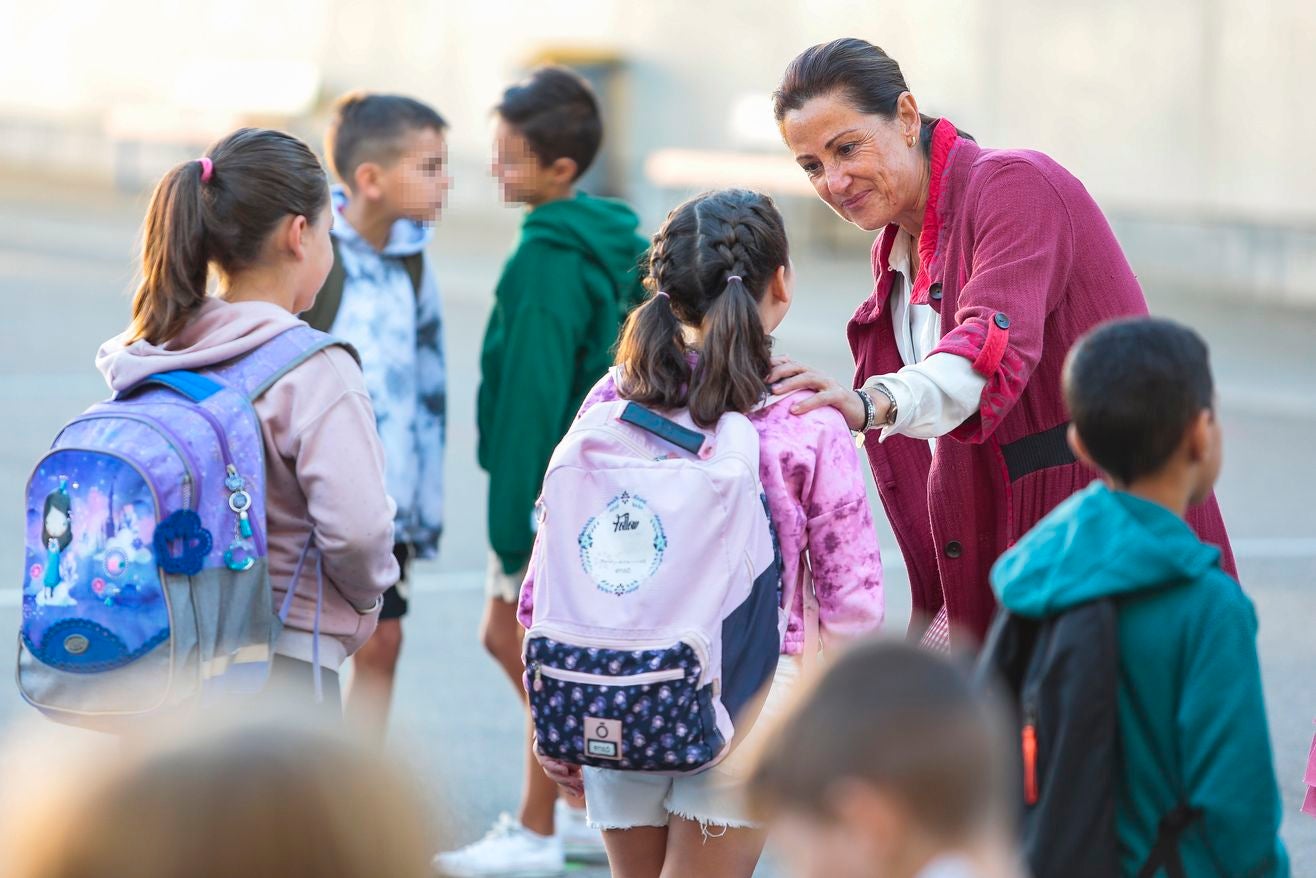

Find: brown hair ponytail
[128,161,209,345]
[126,128,328,345]
[690,277,771,426]
[617,188,787,428]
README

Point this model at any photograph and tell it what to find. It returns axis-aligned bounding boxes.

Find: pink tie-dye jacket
[518,372,885,654]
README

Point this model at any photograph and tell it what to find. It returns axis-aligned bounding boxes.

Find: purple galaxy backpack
[18,325,348,729]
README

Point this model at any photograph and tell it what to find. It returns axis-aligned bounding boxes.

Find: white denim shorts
[582,655,801,832]
[485,550,527,603]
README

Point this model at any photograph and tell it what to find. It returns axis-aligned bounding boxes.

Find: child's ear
[1185,409,1214,464]
[352,162,384,199]
[1067,423,1099,471]
[549,156,579,187]
[770,265,793,306]
[286,214,309,260]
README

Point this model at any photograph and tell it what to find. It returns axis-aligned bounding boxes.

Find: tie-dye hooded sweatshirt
[518,371,886,654]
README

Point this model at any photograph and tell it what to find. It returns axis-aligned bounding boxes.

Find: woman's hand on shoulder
[768,356,866,431]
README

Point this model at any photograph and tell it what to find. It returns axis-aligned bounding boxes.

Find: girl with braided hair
[519,188,885,878]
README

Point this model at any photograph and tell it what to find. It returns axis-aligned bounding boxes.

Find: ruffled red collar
[908,118,961,306]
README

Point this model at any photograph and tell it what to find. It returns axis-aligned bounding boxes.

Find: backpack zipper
[569,424,761,482]
[62,412,199,510]
[525,625,712,686]
[530,662,686,692]
[182,401,266,556]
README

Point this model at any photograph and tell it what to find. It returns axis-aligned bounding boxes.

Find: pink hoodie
[518,372,886,653]
[96,298,400,669]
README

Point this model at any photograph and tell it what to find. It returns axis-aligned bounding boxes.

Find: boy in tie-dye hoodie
[309,92,450,737]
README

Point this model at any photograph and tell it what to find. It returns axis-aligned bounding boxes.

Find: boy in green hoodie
[992,318,1288,877]
[434,66,646,878]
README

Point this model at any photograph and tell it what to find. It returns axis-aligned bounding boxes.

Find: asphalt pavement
[2,176,1314,874]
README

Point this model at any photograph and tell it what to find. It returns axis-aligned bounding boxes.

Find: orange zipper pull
[1022,718,1039,805]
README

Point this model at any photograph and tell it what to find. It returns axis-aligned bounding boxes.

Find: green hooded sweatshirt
[477,191,648,575]
[993,482,1288,877]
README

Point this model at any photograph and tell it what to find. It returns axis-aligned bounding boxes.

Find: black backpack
[975,599,1203,878]
[299,237,425,333]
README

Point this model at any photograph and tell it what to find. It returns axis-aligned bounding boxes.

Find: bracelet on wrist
[868,382,898,428]
[854,388,878,432]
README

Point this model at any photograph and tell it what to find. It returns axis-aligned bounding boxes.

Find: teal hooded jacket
[477,192,647,575]
[993,483,1288,877]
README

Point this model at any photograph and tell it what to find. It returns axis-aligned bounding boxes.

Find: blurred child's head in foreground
[747,640,1016,878]
[2,713,437,878]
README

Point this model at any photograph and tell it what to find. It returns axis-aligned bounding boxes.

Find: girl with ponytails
[519,188,885,878]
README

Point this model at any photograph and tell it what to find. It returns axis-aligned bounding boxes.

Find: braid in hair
[616,189,789,428]
[614,213,694,409]
[687,192,784,426]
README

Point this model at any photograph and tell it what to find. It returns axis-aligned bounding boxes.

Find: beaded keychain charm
[223,464,256,572]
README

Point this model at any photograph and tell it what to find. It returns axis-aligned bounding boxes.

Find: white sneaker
[432,813,564,877]
[554,798,606,863]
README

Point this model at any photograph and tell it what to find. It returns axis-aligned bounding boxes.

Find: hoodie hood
[522,191,646,306]
[96,298,305,393]
[330,185,433,258]
[992,482,1221,618]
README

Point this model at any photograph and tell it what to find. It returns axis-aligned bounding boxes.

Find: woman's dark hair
[616,189,788,428]
[42,489,72,552]
[496,66,603,182]
[127,127,329,345]
[773,38,972,155]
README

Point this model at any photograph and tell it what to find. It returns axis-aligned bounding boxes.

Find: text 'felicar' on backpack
[18,325,349,731]
[523,389,784,775]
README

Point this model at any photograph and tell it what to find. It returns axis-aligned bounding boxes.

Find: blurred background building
[1,0,1313,304]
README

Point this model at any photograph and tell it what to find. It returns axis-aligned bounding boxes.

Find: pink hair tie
[197,156,214,183]
[726,275,743,284]
[654,291,671,300]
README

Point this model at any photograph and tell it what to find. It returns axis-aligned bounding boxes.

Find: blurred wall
[2,0,1313,301]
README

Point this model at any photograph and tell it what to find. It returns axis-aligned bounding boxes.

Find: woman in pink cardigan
[768,38,1236,648]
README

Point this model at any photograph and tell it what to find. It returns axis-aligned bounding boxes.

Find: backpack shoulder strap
[1136,804,1205,878]
[299,236,346,332]
[401,250,425,300]
[206,325,360,402]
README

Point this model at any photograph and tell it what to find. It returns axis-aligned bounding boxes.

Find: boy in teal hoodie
[435,66,646,877]
[992,318,1288,876]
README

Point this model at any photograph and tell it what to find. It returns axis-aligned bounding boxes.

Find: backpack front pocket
[21,449,172,673]
[526,635,724,771]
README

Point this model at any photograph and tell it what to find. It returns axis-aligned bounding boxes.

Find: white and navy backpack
[524,384,812,774]
[17,325,346,730]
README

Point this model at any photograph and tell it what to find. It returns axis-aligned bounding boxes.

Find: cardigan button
[929,283,943,301]
[993,312,1011,329]
[944,540,963,559]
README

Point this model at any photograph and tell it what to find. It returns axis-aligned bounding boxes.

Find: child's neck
[220,265,299,313]
[1117,469,1195,518]
[528,185,576,210]
[340,195,396,252]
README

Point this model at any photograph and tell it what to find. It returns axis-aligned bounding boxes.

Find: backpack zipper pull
[1022,708,1039,805]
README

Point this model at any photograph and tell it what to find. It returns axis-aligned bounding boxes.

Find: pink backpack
[524,387,798,774]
